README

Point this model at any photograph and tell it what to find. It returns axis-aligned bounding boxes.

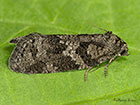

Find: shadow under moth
[9,31,129,81]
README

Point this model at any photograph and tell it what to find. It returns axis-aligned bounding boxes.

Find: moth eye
[120,50,126,55]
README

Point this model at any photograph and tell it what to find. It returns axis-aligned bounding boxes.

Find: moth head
[105,31,129,57]
[118,41,129,56]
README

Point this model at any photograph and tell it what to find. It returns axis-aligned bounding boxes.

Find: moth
[9,31,129,81]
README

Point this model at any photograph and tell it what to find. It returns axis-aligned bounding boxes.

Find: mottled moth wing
[9,32,129,74]
[9,33,87,73]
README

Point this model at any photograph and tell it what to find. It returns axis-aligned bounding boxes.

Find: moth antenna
[85,20,108,32]
[92,24,108,32]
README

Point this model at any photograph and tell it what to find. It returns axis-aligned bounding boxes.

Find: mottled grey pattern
[9,32,129,74]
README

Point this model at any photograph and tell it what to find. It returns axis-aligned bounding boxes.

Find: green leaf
[0,0,140,105]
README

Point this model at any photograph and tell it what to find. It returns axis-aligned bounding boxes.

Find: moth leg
[84,56,120,81]
[90,57,121,73]
[84,64,106,81]
[84,67,93,81]
[9,36,23,43]
[104,56,120,77]
[90,63,107,73]
[85,56,121,81]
